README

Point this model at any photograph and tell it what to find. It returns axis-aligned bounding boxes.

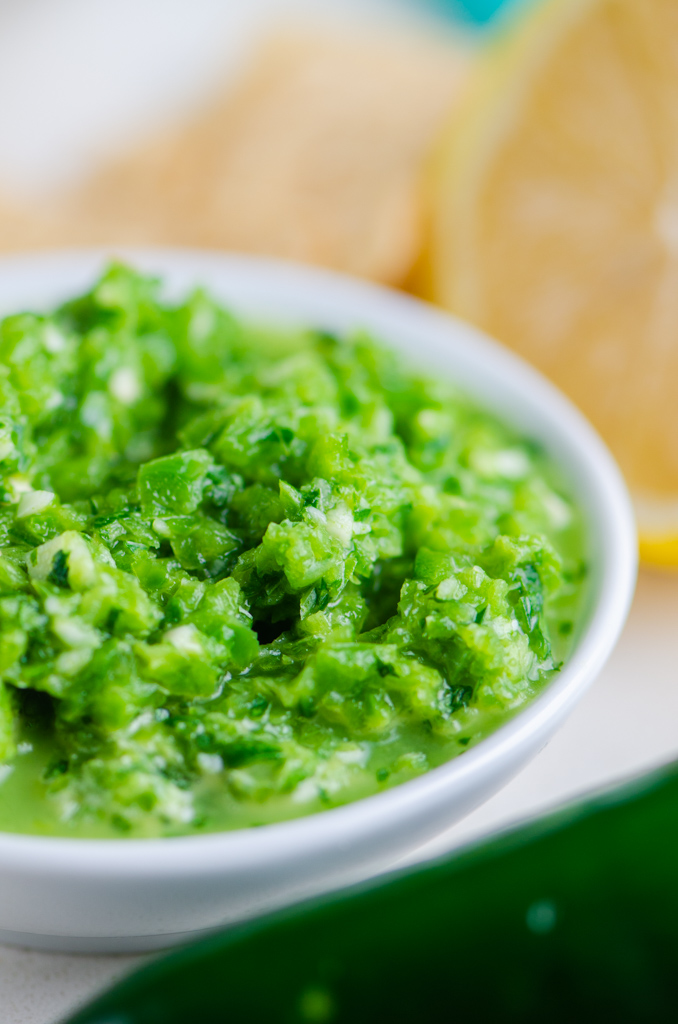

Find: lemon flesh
[424,0,678,562]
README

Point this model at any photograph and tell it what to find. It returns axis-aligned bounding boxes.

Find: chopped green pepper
[0,264,586,837]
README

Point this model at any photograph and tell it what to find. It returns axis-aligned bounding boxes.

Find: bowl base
[0,926,216,954]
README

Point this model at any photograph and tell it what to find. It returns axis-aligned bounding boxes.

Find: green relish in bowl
[0,265,586,838]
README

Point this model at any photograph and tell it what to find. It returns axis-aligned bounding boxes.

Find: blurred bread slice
[0,30,470,286]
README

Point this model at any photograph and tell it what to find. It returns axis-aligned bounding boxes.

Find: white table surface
[1,567,676,1024]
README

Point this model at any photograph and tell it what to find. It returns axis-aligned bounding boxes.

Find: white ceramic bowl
[0,249,636,952]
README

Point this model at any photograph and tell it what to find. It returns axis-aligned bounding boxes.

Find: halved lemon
[421,0,678,566]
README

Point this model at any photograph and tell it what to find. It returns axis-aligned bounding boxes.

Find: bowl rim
[0,246,637,873]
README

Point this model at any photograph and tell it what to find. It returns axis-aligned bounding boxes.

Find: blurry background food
[1,0,678,565]
[421,0,678,564]
[0,0,472,286]
[30,32,469,286]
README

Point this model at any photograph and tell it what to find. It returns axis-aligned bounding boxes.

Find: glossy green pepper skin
[67,761,678,1023]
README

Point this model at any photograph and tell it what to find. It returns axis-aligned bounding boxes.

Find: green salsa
[0,265,586,838]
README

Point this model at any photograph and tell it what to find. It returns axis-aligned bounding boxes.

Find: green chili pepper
[67,760,678,1023]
